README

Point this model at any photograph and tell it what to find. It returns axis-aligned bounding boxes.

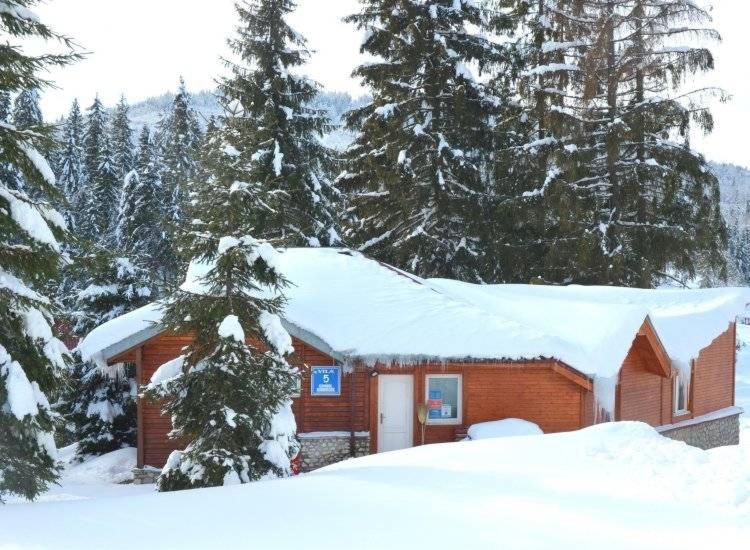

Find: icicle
[593,374,618,423]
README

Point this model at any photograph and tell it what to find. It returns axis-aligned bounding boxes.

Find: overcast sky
[35,0,750,167]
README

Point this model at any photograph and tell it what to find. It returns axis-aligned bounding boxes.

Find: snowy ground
[2,328,750,549]
[1,428,748,548]
[2,444,152,507]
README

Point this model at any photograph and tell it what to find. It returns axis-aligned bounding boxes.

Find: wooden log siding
[692,323,736,417]
[615,323,736,427]
[131,323,737,468]
[368,361,592,452]
[136,332,368,468]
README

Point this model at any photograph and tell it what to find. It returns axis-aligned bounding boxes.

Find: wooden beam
[135,346,144,469]
[637,318,671,378]
[551,363,593,391]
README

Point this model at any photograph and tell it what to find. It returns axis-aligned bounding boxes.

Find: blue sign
[428,389,443,419]
[310,367,341,397]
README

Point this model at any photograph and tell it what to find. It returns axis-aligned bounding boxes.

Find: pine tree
[115,126,171,285]
[143,135,300,490]
[156,78,203,225]
[69,251,154,337]
[523,0,726,286]
[0,91,22,191]
[12,88,42,129]
[57,99,86,229]
[216,0,340,248]
[110,95,135,183]
[65,355,136,461]
[485,0,587,284]
[141,3,308,491]
[340,0,507,281]
[0,0,79,502]
[80,96,118,241]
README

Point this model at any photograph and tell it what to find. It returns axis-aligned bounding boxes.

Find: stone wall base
[132,467,161,485]
[299,432,370,472]
[659,411,740,450]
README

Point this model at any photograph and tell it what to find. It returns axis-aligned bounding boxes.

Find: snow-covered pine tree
[143,62,302,491]
[0,91,22,191]
[65,355,136,461]
[110,95,135,183]
[555,0,726,286]
[156,78,202,226]
[69,251,154,337]
[340,0,506,281]
[0,0,79,502]
[12,88,43,130]
[57,99,86,229]
[216,0,340,247]
[116,126,172,286]
[485,0,589,284]
[59,248,153,461]
[80,96,118,241]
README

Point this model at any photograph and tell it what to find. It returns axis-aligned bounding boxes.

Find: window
[425,374,462,425]
[674,372,690,415]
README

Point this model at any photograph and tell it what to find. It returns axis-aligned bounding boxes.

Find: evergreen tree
[0,0,79,502]
[506,0,726,287]
[142,3,309,491]
[69,251,154,337]
[0,91,22,191]
[340,0,506,281]
[116,126,171,286]
[12,88,42,129]
[80,96,118,241]
[216,0,340,248]
[156,78,203,225]
[57,99,86,229]
[65,355,136,461]
[110,95,135,182]
[143,134,300,491]
[486,0,587,284]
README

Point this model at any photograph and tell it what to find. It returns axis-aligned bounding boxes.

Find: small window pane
[427,377,459,421]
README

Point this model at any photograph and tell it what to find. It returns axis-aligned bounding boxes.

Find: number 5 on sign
[311,366,341,397]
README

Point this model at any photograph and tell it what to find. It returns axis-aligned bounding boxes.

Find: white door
[377,375,414,452]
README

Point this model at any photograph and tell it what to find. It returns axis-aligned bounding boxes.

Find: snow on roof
[78,248,748,386]
[77,302,164,364]
[428,280,749,374]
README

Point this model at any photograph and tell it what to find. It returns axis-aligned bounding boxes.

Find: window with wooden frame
[425,374,462,425]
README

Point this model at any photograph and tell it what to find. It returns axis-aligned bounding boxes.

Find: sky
[34,0,750,168]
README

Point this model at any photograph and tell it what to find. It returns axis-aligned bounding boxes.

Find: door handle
[380,413,384,424]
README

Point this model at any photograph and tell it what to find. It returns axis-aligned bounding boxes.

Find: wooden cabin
[78,249,745,473]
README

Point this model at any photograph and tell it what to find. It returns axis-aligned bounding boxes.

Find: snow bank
[2,422,748,549]
[58,445,137,485]
[466,418,543,440]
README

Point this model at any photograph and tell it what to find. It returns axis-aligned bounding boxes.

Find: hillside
[121,89,367,152]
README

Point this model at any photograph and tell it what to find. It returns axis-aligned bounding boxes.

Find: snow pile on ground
[1,422,747,549]
[467,418,543,440]
[57,444,137,485]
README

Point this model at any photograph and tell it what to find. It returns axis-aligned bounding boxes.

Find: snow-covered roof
[78,248,748,385]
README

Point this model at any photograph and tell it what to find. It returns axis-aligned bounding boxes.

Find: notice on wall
[428,389,443,419]
[311,367,342,397]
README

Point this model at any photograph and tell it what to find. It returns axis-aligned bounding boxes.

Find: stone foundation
[132,467,161,485]
[658,408,741,450]
[299,432,370,472]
